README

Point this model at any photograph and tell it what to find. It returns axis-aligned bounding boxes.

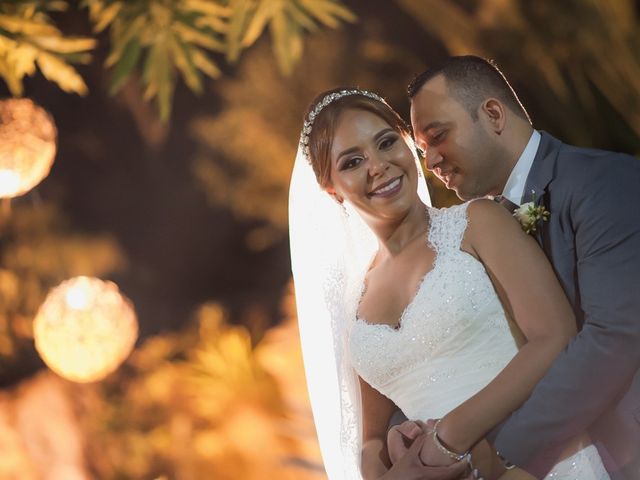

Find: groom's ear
[480,98,506,134]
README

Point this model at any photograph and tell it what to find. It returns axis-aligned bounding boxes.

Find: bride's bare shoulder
[464,198,526,245]
[467,198,516,224]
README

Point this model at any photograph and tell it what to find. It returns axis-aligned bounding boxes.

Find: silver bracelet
[432,419,470,462]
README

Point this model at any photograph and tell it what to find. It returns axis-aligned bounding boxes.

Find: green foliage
[82,0,355,121]
[0,0,355,121]
[0,0,95,96]
[226,0,356,74]
[84,0,228,121]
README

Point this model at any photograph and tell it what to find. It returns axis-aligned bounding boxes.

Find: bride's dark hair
[304,88,411,189]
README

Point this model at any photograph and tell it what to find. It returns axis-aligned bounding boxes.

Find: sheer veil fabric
[289,135,431,479]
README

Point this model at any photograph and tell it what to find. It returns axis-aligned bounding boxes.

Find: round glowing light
[0,98,57,198]
[33,276,138,383]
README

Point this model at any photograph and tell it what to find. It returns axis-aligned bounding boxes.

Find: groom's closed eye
[427,130,447,146]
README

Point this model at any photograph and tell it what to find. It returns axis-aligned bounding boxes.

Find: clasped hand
[388,419,459,467]
[385,419,475,480]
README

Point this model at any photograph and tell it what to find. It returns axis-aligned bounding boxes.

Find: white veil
[289,91,431,479]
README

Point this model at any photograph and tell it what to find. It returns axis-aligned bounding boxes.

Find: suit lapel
[522,131,562,246]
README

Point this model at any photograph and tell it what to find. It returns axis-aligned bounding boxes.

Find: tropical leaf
[90,1,123,33]
[1,39,38,79]
[169,35,203,93]
[0,1,95,96]
[270,9,305,76]
[314,0,355,22]
[226,0,254,62]
[299,0,356,28]
[286,2,318,32]
[143,38,174,120]
[183,0,232,18]
[227,0,355,77]
[0,14,59,36]
[36,50,89,94]
[45,1,70,12]
[0,55,24,96]
[58,51,93,64]
[108,37,141,94]
[194,13,229,33]
[28,35,96,53]
[242,0,280,47]
[191,47,222,79]
[104,15,146,68]
[172,22,226,51]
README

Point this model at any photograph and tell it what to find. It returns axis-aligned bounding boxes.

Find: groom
[403,55,640,479]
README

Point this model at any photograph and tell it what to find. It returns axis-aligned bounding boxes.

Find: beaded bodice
[349,202,519,420]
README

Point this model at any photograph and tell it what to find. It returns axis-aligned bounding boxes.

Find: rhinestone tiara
[299,89,387,162]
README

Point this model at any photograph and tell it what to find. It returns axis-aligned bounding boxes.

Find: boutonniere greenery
[514,201,550,234]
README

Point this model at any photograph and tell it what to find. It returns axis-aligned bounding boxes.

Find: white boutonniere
[514,201,550,234]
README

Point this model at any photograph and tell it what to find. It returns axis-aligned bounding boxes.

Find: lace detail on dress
[427,202,469,253]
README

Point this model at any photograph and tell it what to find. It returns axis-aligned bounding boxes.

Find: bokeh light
[0,98,56,198]
[33,276,138,383]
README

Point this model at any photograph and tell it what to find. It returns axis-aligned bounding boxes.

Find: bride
[289,88,609,480]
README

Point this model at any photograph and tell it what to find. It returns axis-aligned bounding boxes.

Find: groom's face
[410,75,503,200]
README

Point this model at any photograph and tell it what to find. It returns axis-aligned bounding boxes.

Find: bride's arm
[432,199,577,457]
[359,376,396,478]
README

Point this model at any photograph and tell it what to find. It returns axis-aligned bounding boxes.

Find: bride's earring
[329,194,349,217]
[327,190,343,205]
[326,186,347,214]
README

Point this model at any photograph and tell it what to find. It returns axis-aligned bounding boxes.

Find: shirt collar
[502,130,541,204]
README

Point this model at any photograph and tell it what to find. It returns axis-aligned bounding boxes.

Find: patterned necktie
[493,195,519,214]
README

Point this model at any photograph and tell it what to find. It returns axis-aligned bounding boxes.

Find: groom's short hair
[408,55,531,123]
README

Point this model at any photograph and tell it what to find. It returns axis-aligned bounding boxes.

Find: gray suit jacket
[492,132,640,479]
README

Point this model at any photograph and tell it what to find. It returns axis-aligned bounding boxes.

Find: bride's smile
[368,175,403,198]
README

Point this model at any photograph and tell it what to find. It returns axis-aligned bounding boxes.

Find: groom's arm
[491,154,640,478]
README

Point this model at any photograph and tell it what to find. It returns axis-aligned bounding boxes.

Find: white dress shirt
[502,130,541,204]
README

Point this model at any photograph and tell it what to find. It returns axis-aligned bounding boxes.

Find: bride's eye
[379,135,398,150]
[341,156,364,171]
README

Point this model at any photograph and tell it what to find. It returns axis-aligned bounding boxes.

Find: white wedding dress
[349,202,609,480]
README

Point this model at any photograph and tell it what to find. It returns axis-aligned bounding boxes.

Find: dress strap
[427,202,470,253]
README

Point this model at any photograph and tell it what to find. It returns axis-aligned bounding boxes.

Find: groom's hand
[387,420,424,464]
